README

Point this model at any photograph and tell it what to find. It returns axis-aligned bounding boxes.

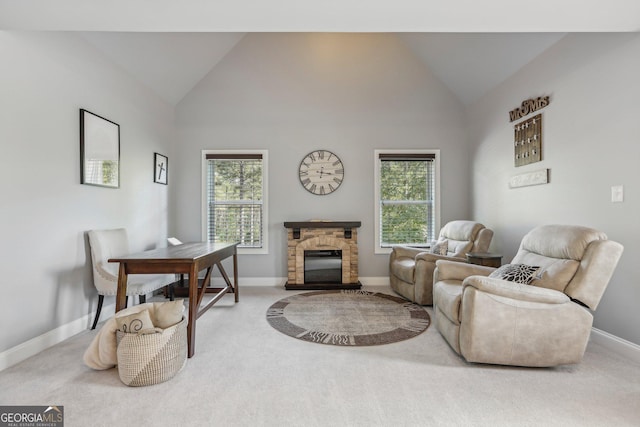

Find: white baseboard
[229,277,287,287]
[212,277,391,287]
[0,302,115,372]
[590,327,640,364]
[359,276,391,286]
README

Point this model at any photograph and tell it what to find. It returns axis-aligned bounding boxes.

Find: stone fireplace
[284,221,361,290]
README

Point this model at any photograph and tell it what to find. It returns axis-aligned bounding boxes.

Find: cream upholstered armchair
[88,228,175,329]
[433,224,623,367]
[389,220,494,305]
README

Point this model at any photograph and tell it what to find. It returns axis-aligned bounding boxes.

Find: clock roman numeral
[301,178,311,186]
[328,183,335,192]
[308,152,316,162]
[309,183,317,193]
[319,185,326,195]
[332,160,341,166]
[333,177,342,185]
[334,169,344,175]
[299,170,309,177]
[318,150,325,160]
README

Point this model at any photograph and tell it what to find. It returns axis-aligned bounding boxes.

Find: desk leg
[187,263,198,358]
[233,251,239,303]
[115,264,128,312]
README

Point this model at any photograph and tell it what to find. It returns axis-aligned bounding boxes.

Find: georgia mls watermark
[0,406,63,427]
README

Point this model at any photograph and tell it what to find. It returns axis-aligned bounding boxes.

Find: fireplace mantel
[284,221,361,229]
[284,221,361,240]
[284,221,361,290]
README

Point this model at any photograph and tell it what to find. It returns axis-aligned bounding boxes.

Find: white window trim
[201,149,269,255]
[374,149,441,255]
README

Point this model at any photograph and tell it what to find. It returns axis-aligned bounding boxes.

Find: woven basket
[116,317,187,387]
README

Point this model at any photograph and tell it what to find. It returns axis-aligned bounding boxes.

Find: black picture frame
[154,153,168,185]
[80,109,120,188]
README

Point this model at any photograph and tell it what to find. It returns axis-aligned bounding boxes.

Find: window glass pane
[380,160,430,201]
[207,158,263,248]
[379,157,435,246]
[210,203,262,247]
[209,159,262,202]
[381,203,430,246]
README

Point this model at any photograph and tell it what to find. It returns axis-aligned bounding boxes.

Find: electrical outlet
[611,185,624,203]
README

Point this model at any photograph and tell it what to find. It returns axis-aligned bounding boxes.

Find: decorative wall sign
[509,96,550,122]
[514,114,542,167]
[509,168,549,189]
[154,153,168,185]
[80,109,120,188]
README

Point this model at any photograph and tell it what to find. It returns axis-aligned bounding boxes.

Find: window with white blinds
[202,150,268,254]
[374,150,440,254]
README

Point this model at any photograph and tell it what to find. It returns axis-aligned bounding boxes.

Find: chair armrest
[391,245,429,260]
[415,253,465,263]
[462,276,570,305]
[434,259,495,282]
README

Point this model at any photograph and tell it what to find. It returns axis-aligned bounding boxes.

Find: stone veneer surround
[284,221,361,289]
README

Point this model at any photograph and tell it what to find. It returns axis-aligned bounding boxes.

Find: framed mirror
[80,109,120,188]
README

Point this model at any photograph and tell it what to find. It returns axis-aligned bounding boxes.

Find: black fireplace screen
[304,250,342,284]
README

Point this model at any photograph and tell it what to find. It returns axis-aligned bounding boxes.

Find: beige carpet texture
[1,285,639,427]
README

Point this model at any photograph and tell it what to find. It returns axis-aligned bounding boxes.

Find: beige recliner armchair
[389,220,494,305]
[433,224,623,367]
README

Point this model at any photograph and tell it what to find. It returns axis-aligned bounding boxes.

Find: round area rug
[266,290,430,346]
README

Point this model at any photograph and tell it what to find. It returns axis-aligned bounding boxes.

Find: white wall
[0,32,175,353]
[467,33,640,346]
[174,33,470,279]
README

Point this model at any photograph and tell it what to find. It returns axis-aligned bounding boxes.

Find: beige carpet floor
[1,285,639,427]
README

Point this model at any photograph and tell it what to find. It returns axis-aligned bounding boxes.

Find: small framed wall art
[80,109,120,188]
[154,153,168,185]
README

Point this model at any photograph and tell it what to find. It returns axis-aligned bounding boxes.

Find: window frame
[201,149,269,255]
[373,149,441,255]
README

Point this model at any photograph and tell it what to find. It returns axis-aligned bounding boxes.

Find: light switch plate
[611,185,624,203]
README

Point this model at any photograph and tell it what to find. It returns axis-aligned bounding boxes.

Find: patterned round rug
[266,290,430,346]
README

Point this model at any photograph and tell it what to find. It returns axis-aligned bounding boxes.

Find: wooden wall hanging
[514,114,542,167]
[509,96,549,122]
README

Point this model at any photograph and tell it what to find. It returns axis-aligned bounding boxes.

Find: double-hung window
[202,150,268,254]
[374,149,440,254]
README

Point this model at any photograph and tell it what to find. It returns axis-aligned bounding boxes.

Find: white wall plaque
[509,169,549,189]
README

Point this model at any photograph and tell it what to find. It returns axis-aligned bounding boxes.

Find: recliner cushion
[519,225,607,261]
[511,252,580,292]
[391,258,415,283]
[440,221,484,242]
[433,281,463,324]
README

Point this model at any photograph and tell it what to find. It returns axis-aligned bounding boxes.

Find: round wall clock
[298,149,344,195]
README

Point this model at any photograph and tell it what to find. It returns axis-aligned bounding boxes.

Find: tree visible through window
[375,150,439,252]
[204,151,268,252]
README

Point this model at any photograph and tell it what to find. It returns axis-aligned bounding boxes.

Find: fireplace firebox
[304,250,342,284]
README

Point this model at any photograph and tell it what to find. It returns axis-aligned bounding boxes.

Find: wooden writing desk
[109,242,239,358]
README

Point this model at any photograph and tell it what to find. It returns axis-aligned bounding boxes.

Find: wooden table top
[109,242,238,263]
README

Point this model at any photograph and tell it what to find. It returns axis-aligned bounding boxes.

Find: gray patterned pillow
[489,264,540,285]
[430,239,448,256]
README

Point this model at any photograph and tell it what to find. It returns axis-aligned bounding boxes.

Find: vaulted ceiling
[2,0,638,107]
[77,32,567,106]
